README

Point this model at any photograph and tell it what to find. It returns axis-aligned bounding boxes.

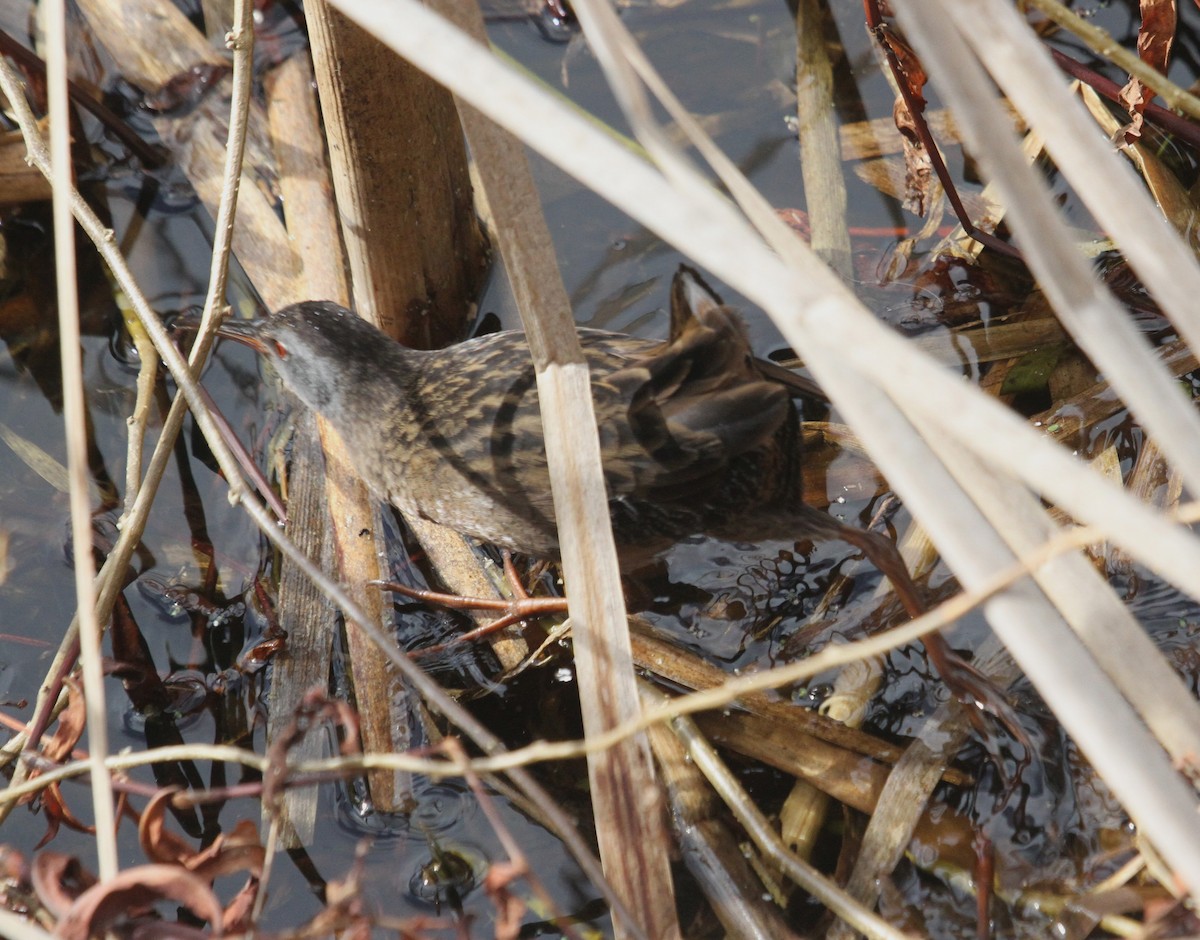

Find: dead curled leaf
[894,96,933,216]
[1118,0,1177,140]
[138,788,199,867]
[38,680,86,767]
[30,851,96,920]
[140,789,265,880]
[187,821,265,883]
[53,864,224,940]
[35,783,94,849]
[873,23,933,215]
[23,681,92,848]
[220,874,260,934]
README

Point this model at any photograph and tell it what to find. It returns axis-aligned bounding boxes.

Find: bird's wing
[592,296,790,501]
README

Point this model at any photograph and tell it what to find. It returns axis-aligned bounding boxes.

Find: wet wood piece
[643,685,909,939]
[697,709,891,812]
[825,700,978,940]
[695,709,982,873]
[647,693,802,940]
[305,2,487,348]
[0,124,52,204]
[776,516,940,871]
[629,627,971,788]
[269,412,333,846]
[945,317,1070,366]
[1035,338,1197,451]
[265,49,426,820]
[74,0,226,88]
[794,0,851,278]
[978,295,1067,400]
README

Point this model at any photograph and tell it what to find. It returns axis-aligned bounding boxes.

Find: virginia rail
[209,267,855,565]
[197,267,1012,720]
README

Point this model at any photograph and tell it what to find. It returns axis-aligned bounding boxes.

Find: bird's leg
[374,551,567,653]
[831,522,1029,746]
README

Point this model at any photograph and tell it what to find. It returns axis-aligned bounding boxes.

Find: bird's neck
[316,342,423,440]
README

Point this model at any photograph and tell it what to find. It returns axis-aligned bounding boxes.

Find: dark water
[1,0,1198,936]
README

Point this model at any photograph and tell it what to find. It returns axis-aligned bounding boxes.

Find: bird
[187,267,1019,726]
[200,267,852,568]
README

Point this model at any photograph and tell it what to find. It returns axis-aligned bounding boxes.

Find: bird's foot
[834,520,1031,748]
[923,635,1032,751]
[373,553,567,656]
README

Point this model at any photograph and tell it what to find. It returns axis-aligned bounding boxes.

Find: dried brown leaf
[29,852,95,919]
[484,862,526,940]
[875,25,933,214]
[893,97,933,215]
[188,820,265,882]
[220,876,259,934]
[39,680,85,766]
[140,790,265,883]
[138,788,196,866]
[35,784,93,849]
[54,865,223,940]
[1118,0,1177,140]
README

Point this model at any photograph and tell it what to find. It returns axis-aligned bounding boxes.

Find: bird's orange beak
[172,313,273,355]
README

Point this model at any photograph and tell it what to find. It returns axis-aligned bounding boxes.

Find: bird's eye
[274,341,289,359]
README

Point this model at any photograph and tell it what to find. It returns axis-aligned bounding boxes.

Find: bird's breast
[340,375,563,557]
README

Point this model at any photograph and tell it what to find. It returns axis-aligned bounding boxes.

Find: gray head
[214,301,402,418]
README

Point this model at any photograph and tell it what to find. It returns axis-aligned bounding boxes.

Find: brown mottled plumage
[209,268,841,563]
[199,271,1024,727]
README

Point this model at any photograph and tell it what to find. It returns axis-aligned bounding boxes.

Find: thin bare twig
[193,0,256,344]
[43,0,117,881]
